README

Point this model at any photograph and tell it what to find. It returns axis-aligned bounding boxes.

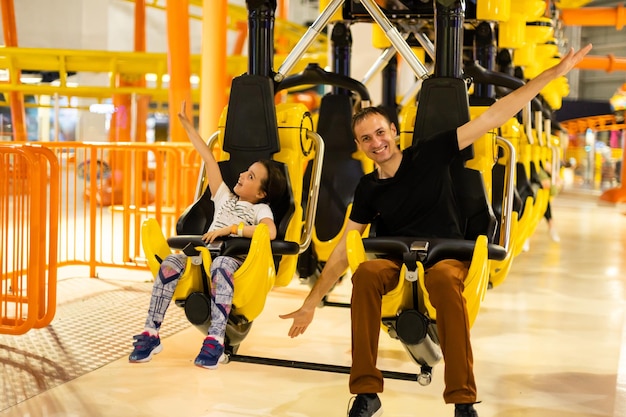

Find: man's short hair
[351,106,393,138]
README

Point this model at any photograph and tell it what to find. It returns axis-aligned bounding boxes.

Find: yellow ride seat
[345,76,509,385]
[141,74,324,354]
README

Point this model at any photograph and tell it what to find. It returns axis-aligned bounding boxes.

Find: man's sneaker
[455,403,478,417]
[194,337,224,369]
[129,332,162,363]
[347,394,383,417]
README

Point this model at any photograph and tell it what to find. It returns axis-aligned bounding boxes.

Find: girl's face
[234,161,268,203]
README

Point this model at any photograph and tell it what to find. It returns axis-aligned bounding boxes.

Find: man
[280,44,592,417]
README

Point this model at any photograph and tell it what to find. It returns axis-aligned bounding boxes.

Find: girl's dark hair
[257,159,287,205]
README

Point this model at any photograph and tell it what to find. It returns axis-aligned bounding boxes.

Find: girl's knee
[210,256,242,278]
[160,254,186,274]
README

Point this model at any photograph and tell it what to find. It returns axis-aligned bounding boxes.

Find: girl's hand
[177,100,224,197]
[201,226,231,243]
[178,101,193,128]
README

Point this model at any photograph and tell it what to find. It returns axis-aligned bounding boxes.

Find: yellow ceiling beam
[0,46,323,99]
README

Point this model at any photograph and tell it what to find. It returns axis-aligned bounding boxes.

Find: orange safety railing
[41,141,201,277]
[0,144,58,334]
[1,141,200,334]
[561,114,626,135]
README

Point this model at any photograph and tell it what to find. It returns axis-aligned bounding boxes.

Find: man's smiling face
[353,113,400,166]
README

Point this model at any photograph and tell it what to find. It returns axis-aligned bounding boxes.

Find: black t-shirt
[349,129,462,239]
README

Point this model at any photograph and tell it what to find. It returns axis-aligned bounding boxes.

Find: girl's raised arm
[177,101,224,196]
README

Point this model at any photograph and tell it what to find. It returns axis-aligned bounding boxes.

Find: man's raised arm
[457,43,593,151]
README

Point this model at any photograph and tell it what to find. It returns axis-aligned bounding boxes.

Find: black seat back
[413,77,497,243]
[176,74,295,243]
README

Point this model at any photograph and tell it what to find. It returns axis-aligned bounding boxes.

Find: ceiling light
[20,73,43,84]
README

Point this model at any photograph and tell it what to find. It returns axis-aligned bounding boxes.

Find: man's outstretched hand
[279,306,315,338]
[554,43,593,78]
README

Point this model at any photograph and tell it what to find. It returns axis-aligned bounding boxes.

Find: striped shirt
[208,182,274,234]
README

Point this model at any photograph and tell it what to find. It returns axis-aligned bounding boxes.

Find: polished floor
[1,187,626,417]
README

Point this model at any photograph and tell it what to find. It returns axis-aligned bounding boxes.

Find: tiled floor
[1,188,626,417]
[0,274,191,411]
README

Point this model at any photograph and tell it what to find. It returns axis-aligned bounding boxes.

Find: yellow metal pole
[200,0,228,138]
[0,0,27,141]
[166,0,192,142]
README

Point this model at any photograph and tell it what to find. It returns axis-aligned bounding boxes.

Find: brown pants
[349,258,476,404]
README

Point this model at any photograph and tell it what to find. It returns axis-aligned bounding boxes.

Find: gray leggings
[144,254,242,340]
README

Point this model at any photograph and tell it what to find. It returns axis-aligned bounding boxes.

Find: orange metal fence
[0,141,200,334]
[0,144,58,334]
[45,141,200,275]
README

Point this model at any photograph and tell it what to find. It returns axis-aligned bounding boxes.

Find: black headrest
[316,94,356,154]
[414,77,473,161]
[176,74,294,239]
[223,74,280,162]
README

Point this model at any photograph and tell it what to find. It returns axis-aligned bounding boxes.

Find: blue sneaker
[194,337,224,369]
[129,332,163,363]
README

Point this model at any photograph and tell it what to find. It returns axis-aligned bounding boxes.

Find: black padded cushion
[175,184,214,235]
[414,77,472,155]
[362,76,503,265]
[171,73,298,258]
[362,236,506,264]
[223,74,280,157]
[316,94,357,154]
[413,77,496,243]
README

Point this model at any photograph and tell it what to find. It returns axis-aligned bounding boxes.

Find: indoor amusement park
[1,1,626,416]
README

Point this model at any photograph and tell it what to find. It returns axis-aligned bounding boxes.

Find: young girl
[129,102,286,369]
